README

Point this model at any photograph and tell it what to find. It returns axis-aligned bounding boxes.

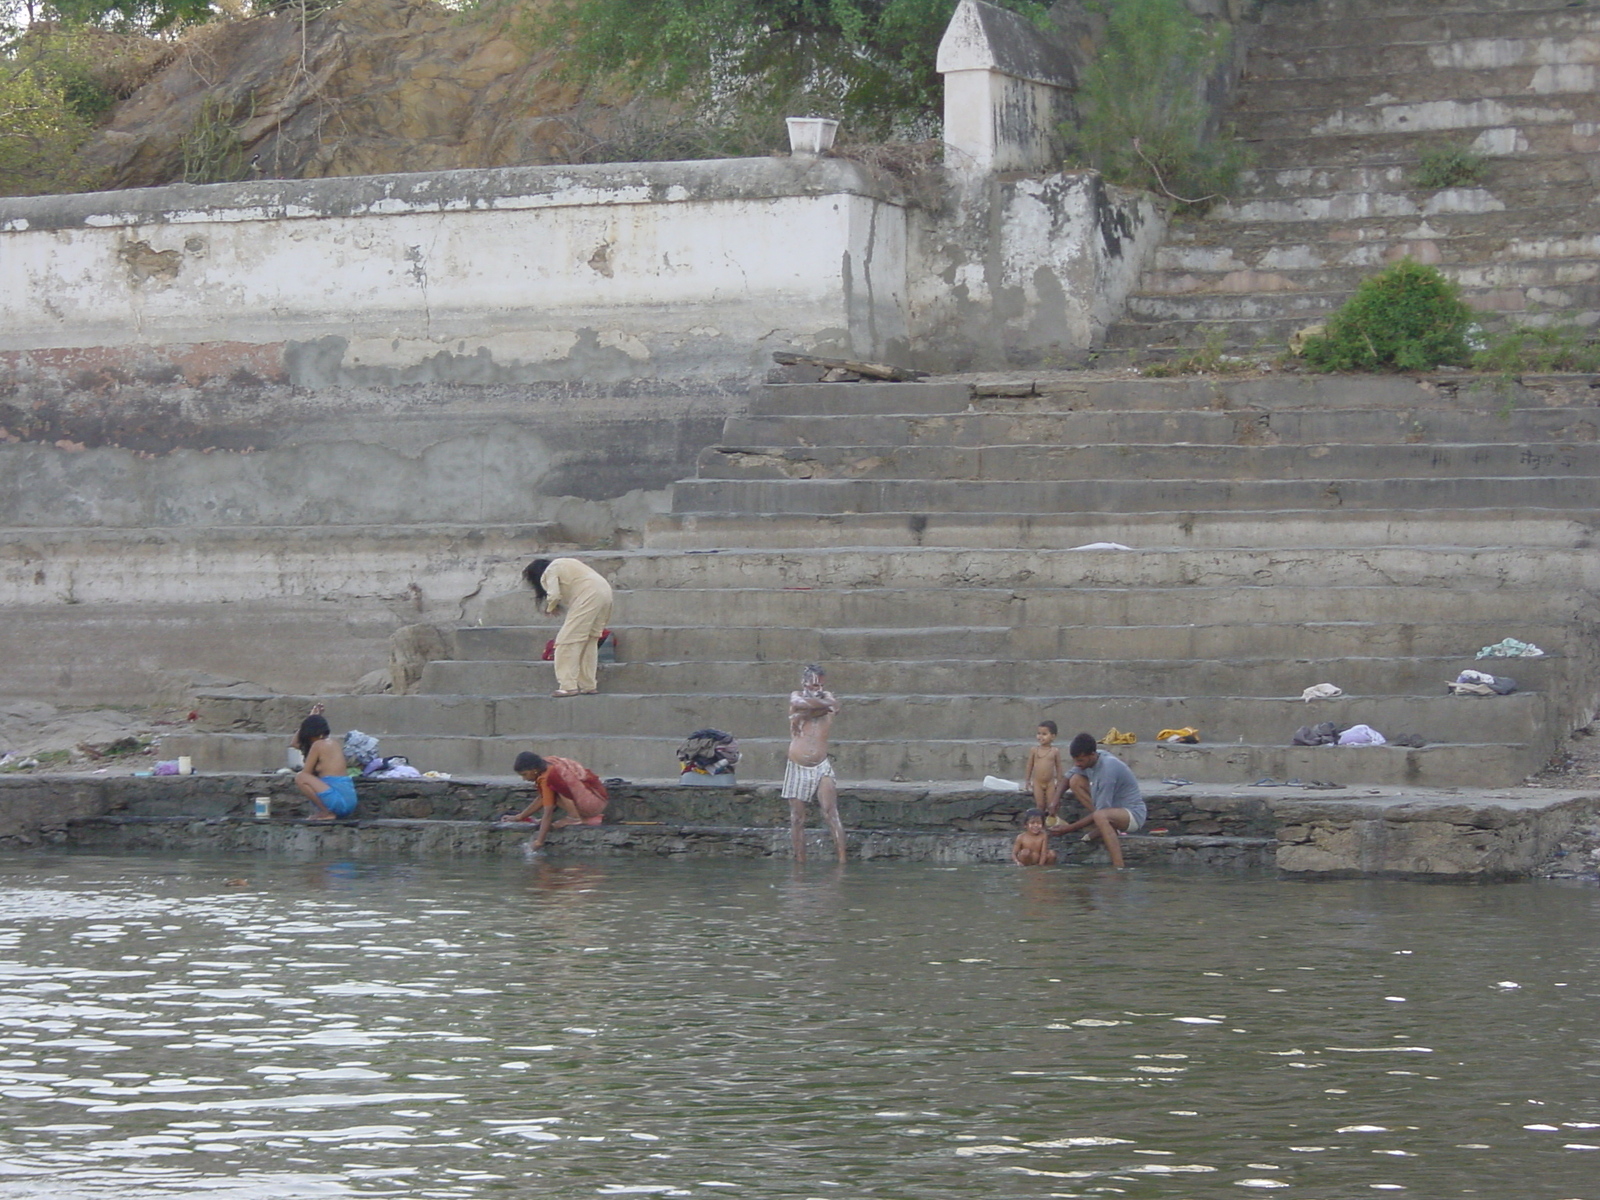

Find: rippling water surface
[0,852,1595,1199]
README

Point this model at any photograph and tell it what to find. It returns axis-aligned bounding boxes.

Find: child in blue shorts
[293,714,357,821]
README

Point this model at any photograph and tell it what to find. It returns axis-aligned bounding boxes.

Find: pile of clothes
[677,729,740,778]
[1448,669,1518,697]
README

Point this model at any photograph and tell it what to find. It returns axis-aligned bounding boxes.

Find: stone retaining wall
[3,774,1592,878]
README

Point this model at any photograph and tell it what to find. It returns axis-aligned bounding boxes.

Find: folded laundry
[1301,683,1343,702]
[1337,724,1387,746]
[1099,728,1137,745]
[1156,727,1200,743]
[1448,670,1517,696]
[1476,637,1545,659]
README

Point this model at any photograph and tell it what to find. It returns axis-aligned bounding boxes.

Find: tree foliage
[1064,0,1243,208]
[524,0,1046,143]
[42,0,214,32]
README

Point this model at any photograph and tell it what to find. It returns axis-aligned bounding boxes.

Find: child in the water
[1012,809,1057,866]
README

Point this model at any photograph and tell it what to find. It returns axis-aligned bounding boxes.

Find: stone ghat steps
[484,582,1596,628]
[1138,258,1600,300]
[1125,275,1600,317]
[691,441,1600,483]
[188,690,1548,746]
[1252,0,1599,34]
[649,509,1598,551]
[1246,37,1600,91]
[1159,208,1600,250]
[1236,94,1600,146]
[162,730,1535,788]
[668,475,1600,517]
[1228,161,1600,205]
[1228,124,1600,171]
[747,376,1591,416]
[1233,73,1600,128]
[1154,235,1600,274]
[454,619,1574,664]
[723,405,1600,448]
[417,653,1565,700]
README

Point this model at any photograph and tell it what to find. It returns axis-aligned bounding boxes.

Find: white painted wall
[0,160,909,383]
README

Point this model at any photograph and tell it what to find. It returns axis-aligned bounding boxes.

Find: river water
[0,852,1594,1199]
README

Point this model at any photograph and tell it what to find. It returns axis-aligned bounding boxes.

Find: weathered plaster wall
[0,159,909,383]
[908,170,1168,371]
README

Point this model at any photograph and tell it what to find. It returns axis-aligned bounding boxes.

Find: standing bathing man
[524,557,614,698]
[1050,731,1146,869]
[783,664,848,864]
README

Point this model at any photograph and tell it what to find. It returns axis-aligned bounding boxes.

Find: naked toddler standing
[1023,720,1065,819]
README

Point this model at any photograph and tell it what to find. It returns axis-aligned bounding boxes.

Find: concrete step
[1124,279,1600,322]
[1241,92,1600,143]
[1235,64,1600,116]
[1162,203,1600,245]
[1011,374,1587,412]
[722,406,1600,449]
[1230,158,1600,204]
[1231,122,1600,170]
[1152,234,1600,273]
[750,381,973,417]
[692,442,1600,483]
[667,474,1600,517]
[163,730,1543,789]
[192,690,1552,744]
[500,546,1600,595]
[649,508,1600,550]
[1138,258,1600,298]
[483,581,1596,628]
[452,618,1578,666]
[1103,311,1581,349]
[417,653,1568,699]
[1212,185,1598,225]
[1249,3,1600,55]
[1247,30,1600,86]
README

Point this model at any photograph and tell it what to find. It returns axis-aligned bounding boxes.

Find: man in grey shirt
[1049,731,1146,869]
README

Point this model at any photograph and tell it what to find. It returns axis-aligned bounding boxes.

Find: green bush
[1300,259,1475,373]
[1063,0,1246,209]
[1299,260,1472,374]
[1413,143,1488,190]
[1471,323,1600,374]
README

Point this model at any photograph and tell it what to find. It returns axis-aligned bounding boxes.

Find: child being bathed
[1013,809,1057,866]
[292,714,356,822]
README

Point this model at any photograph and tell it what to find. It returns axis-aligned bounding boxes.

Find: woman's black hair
[513,751,547,774]
[523,558,553,602]
[295,715,331,754]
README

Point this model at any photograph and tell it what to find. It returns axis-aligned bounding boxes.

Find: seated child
[292,714,356,822]
[1012,809,1057,866]
[1023,720,1065,820]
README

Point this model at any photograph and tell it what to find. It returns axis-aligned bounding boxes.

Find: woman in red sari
[500,751,609,849]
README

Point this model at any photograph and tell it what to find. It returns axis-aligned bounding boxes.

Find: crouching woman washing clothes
[524,557,614,697]
[500,752,610,849]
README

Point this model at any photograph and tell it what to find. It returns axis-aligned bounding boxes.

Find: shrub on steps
[1299,259,1475,373]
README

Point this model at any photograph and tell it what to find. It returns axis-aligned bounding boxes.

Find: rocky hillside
[83,0,621,189]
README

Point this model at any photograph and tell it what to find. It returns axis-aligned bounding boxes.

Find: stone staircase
[1107,0,1600,352]
[172,372,1600,790]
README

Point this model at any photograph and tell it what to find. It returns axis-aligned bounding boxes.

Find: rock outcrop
[84,0,610,189]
